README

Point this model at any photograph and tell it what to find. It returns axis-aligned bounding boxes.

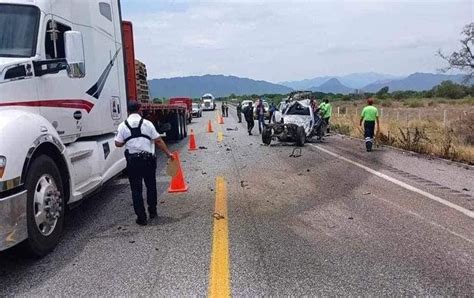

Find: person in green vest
[359,98,380,152]
[322,99,332,133]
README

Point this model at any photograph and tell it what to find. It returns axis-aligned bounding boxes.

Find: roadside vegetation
[331,98,474,165]
[219,81,473,165]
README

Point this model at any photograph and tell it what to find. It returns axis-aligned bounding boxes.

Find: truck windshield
[0,5,40,58]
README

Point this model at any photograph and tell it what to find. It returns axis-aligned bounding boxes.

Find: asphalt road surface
[1,107,473,296]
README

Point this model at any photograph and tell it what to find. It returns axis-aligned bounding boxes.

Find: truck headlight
[0,156,6,178]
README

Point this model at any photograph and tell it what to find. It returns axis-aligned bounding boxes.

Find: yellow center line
[208,177,231,298]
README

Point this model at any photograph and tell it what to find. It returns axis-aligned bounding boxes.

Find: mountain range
[280,72,400,90]
[148,75,292,98]
[148,73,470,98]
[361,73,468,92]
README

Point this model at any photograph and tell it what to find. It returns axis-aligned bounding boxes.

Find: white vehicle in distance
[241,100,253,110]
[201,93,216,111]
[253,100,270,120]
[191,102,203,118]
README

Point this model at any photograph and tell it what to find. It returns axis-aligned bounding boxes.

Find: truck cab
[201,93,215,111]
[0,0,128,255]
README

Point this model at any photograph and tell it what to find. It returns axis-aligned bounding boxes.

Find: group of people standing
[221,101,229,117]
[236,99,268,135]
[234,97,380,152]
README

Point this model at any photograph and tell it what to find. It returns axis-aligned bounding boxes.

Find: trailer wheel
[262,127,272,145]
[178,113,184,140]
[183,113,188,138]
[168,112,180,141]
[296,126,306,147]
[25,155,65,257]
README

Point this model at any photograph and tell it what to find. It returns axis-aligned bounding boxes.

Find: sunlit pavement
[1,107,473,296]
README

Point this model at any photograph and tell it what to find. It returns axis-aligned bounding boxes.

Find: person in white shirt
[115,101,174,226]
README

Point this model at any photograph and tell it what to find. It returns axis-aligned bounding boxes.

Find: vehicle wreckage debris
[213,212,225,220]
[289,148,302,158]
[226,127,238,131]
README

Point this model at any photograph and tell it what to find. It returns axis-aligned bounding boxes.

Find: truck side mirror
[64,31,86,78]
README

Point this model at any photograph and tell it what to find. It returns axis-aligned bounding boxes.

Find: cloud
[121,0,473,82]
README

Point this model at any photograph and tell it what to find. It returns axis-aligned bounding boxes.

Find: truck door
[36,18,84,143]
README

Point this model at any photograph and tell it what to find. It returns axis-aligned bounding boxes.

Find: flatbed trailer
[122,21,188,141]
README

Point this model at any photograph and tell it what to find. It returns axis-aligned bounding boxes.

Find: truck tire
[183,114,188,138]
[177,113,183,140]
[262,127,272,145]
[25,155,65,257]
[168,112,180,140]
[296,126,306,147]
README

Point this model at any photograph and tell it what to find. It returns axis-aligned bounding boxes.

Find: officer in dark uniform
[115,101,174,226]
[236,102,243,123]
[243,102,255,135]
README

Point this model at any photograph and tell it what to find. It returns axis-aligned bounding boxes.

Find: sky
[120,0,473,82]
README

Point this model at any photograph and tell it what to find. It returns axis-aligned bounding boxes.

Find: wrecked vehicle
[262,99,327,146]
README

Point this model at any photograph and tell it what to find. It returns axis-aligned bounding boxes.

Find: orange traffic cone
[207,120,214,133]
[189,129,197,151]
[219,115,224,124]
[168,152,188,193]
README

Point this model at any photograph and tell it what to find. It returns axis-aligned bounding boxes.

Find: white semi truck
[201,93,215,111]
[0,0,187,256]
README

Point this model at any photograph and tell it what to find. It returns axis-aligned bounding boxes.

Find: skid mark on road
[371,193,474,243]
[208,177,231,297]
[311,144,474,219]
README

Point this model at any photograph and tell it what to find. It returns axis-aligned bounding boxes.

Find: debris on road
[199,146,208,150]
[226,127,238,131]
[213,212,225,220]
[363,192,371,195]
[290,148,302,158]
[463,188,469,191]
[129,240,136,244]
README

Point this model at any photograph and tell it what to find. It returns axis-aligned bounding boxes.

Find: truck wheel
[262,127,272,145]
[183,114,188,138]
[25,155,65,257]
[168,112,180,140]
[296,126,306,147]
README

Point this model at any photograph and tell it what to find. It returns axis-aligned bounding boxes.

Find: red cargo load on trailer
[122,21,137,102]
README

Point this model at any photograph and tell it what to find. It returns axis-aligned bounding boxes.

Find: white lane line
[373,193,473,243]
[310,144,474,219]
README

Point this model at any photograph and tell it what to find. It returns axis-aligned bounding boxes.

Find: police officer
[115,101,174,226]
[236,102,243,123]
[243,101,255,135]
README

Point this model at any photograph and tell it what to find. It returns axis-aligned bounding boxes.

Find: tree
[438,23,474,82]
[433,80,466,99]
[376,86,389,99]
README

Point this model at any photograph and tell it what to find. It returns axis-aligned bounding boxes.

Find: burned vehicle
[262,99,327,146]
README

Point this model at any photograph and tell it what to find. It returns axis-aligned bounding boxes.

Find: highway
[1,107,473,296]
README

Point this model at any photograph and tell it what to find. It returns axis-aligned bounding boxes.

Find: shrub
[381,100,393,107]
[397,127,430,154]
[332,123,352,136]
[404,99,424,108]
[433,80,467,99]
[452,116,474,145]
